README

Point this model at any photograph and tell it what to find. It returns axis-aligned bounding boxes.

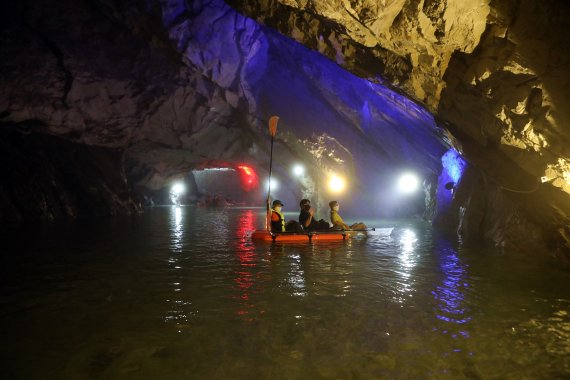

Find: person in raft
[270,199,286,232]
[329,200,367,230]
[299,199,330,231]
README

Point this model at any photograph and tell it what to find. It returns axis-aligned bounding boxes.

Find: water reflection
[210,210,230,242]
[4,208,570,378]
[287,253,307,297]
[399,229,418,272]
[395,229,418,302]
[169,206,184,253]
[233,210,262,321]
[432,238,472,342]
[313,244,354,297]
[164,206,191,329]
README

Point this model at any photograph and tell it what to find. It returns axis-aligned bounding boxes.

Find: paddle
[266,116,279,231]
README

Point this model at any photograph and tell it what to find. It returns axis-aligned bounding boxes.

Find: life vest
[330,210,344,227]
[271,209,285,232]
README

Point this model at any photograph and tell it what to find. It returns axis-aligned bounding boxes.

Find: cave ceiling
[2,0,568,195]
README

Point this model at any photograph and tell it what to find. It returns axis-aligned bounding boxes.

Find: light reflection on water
[395,229,418,302]
[432,238,472,358]
[287,253,307,297]
[170,206,183,253]
[233,209,260,322]
[433,240,471,326]
[165,206,190,327]
[1,207,569,378]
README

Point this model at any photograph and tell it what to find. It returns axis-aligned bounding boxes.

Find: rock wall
[0,0,263,187]
[228,0,570,192]
[1,0,450,217]
[0,124,140,221]
[227,0,570,256]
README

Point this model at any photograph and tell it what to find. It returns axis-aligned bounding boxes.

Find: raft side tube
[251,230,349,243]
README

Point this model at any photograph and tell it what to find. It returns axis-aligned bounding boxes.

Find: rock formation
[228,0,570,256]
[1,0,569,257]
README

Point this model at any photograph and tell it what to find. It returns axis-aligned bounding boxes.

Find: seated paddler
[270,199,285,232]
[299,199,330,231]
[329,200,367,231]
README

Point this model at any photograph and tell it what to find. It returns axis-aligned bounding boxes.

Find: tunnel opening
[150,164,264,207]
[146,161,435,220]
[190,167,257,207]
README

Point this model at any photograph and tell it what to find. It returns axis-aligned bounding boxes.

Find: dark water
[1,207,569,379]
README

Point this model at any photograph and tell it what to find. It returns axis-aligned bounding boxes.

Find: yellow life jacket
[330,210,345,227]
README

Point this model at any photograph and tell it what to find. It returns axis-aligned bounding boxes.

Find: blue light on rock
[435,149,468,219]
[157,0,450,213]
[441,149,467,185]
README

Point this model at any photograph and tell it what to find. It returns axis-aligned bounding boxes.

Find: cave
[2,0,570,377]
[160,164,262,206]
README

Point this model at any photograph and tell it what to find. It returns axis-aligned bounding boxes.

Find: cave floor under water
[1,207,569,379]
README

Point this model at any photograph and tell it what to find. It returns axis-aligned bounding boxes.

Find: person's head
[302,203,311,212]
[300,199,310,208]
[329,200,339,211]
[272,200,284,212]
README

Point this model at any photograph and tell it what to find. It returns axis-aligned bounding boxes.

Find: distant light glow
[328,175,346,193]
[236,165,258,191]
[398,173,419,193]
[266,178,278,191]
[203,168,233,171]
[292,164,305,177]
[171,183,185,195]
[238,165,253,176]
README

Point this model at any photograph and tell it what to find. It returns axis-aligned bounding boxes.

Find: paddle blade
[268,116,279,137]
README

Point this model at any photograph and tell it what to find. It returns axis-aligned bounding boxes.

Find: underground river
[1,207,569,378]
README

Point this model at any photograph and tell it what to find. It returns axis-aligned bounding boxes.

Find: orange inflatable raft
[251,230,365,243]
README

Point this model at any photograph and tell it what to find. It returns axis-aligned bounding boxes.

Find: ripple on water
[1,208,570,378]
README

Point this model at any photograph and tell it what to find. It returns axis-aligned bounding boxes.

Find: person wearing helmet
[329,201,366,230]
[270,200,285,232]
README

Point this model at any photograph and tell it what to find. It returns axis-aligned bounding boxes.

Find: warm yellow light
[328,175,346,193]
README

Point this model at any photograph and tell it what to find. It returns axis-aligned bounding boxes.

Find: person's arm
[304,209,315,227]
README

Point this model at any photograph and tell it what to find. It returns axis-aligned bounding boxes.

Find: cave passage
[180,167,260,207]
[2,0,570,377]
[131,0,454,218]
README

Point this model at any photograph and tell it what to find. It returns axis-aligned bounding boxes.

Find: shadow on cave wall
[0,123,140,222]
